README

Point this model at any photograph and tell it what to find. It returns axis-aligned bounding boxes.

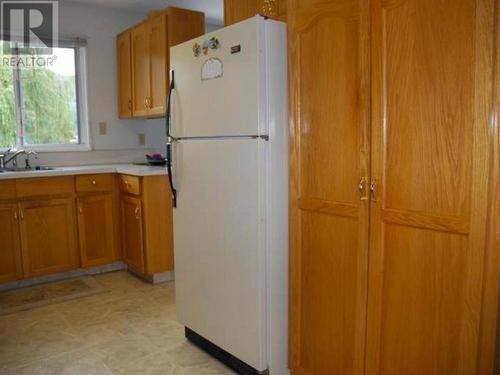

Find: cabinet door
[131,22,150,117]
[148,14,167,117]
[77,194,116,267]
[120,195,144,273]
[224,0,286,25]
[288,1,370,374]
[117,31,132,119]
[224,0,259,26]
[259,0,287,21]
[0,204,23,284]
[367,0,495,374]
[19,199,78,278]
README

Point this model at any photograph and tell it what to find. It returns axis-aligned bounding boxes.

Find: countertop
[0,164,168,180]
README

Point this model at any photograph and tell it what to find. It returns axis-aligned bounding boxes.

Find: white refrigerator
[168,16,289,375]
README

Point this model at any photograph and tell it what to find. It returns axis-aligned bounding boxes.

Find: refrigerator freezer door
[170,17,265,138]
[173,138,268,371]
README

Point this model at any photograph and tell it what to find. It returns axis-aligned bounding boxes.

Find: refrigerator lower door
[173,138,268,372]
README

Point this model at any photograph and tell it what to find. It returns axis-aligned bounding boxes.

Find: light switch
[138,133,146,146]
[98,121,107,135]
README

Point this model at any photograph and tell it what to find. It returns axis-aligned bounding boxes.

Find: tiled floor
[0,271,235,375]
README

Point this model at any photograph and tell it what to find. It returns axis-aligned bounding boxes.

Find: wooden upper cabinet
[19,198,78,278]
[77,194,117,268]
[166,7,205,47]
[0,204,23,284]
[288,1,370,374]
[224,0,286,26]
[131,22,151,118]
[119,7,205,119]
[366,0,496,373]
[224,0,259,25]
[117,31,132,119]
[148,14,167,116]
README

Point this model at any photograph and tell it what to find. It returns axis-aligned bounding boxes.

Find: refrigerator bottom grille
[185,327,269,375]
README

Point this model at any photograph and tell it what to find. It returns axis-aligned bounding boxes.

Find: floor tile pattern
[0,271,235,375]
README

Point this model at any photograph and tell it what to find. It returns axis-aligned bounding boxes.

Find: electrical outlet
[138,133,146,146]
[98,121,107,135]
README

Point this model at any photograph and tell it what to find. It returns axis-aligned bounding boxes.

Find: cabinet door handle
[358,177,369,201]
[13,210,18,221]
[19,210,24,220]
[78,205,83,215]
[134,206,140,219]
[127,99,132,110]
[370,179,377,202]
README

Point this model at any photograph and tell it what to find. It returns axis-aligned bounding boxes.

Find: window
[0,39,89,151]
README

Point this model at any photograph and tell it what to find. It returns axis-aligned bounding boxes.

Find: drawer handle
[92,180,97,185]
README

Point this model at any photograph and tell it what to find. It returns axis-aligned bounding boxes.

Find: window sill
[0,144,92,153]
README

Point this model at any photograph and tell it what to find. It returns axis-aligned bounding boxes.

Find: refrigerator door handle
[166,70,177,207]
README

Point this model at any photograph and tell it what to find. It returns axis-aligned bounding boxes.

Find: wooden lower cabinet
[120,195,145,273]
[119,175,174,277]
[77,194,117,267]
[19,198,78,278]
[0,174,173,286]
[0,203,23,283]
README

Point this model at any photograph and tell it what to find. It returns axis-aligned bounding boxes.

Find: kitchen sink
[0,166,56,173]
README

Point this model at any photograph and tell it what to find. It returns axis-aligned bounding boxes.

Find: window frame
[0,40,90,152]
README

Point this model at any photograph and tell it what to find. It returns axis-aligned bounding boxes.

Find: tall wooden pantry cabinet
[288,0,500,374]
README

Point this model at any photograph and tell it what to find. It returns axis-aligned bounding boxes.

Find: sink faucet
[24,150,38,169]
[2,148,28,168]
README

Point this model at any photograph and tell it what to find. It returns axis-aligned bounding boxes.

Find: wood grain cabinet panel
[76,174,114,193]
[120,195,145,274]
[288,0,499,374]
[224,0,259,25]
[19,198,78,278]
[131,22,151,118]
[16,176,74,198]
[77,194,117,267]
[120,7,204,118]
[119,175,141,196]
[117,31,132,119]
[366,0,495,373]
[119,176,174,276]
[149,14,167,116]
[0,204,23,283]
[224,0,286,25]
[288,1,370,374]
[0,180,16,200]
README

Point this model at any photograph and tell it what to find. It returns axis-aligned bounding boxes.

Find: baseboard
[0,262,127,292]
[185,327,269,375]
[127,269,175,284]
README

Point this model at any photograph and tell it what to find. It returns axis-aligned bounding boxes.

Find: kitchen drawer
[16,176,74,198]
[76,174,114,194]
[0,180,17,200]
[119,175,141,196]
